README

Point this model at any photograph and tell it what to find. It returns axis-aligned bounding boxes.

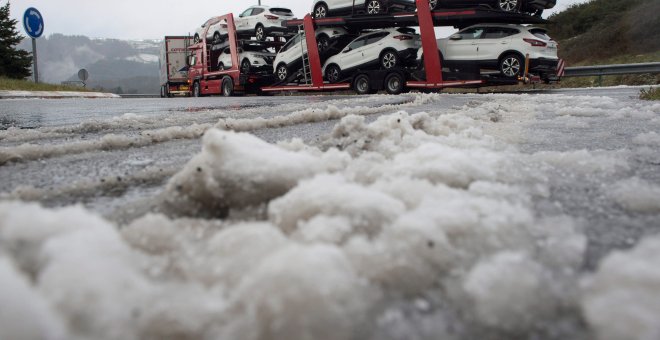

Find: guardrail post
[597,75,602,87]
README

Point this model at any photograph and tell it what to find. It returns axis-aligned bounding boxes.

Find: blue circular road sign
[23,7,44,39]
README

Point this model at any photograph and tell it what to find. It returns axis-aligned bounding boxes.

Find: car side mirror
[450,34,462,40]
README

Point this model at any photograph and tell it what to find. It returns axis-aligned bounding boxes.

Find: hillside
[545,0,660,64]
[18,34,160,94]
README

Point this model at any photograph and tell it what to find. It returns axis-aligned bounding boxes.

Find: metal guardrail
[563,62,660,77]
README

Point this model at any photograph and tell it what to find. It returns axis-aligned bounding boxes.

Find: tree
[0,1,32,79]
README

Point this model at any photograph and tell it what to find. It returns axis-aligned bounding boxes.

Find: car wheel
[193,34,200,44]
[381,50,399,69]
[428,0,438,10]
[241,59,251,74]
[218,62,225,70]
[317,34,330,53]
[313,3,328,18]
[255,24,265,41]
[384,72,405,95]
[213,32,221,43]
[497,0,521,12]
[353,74,371,95]
[276,64,288,81]
[221,77,234,97]
[192,81,201,97]
[325,64,341,83]
[366,0,383,15]
[499,54,523,77]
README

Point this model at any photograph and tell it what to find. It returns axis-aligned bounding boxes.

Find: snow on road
[0,89,659,340]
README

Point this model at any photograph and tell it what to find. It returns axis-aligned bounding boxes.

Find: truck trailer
[159,36,192,97]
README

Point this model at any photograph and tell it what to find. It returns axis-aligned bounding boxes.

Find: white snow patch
[633,131,660,146]
[608,177,660,213]
[582,235,660,340]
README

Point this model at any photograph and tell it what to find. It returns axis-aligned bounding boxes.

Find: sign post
[23,7,44,83]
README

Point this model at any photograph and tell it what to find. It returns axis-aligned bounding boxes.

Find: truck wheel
[255,24,265,41]
[380,50,399,69]
[499,53,523,78]
[497,0,521,12]
[384,72,405,95]
[313,3,328,18]
[276,64,288,81]
[353,74,371,95]
[241,59,251,74]
[366,0,383,14]
[221,77,234,97]
[192,82,201,97]
[325,64,341,83]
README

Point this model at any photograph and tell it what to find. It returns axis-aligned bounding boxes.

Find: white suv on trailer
[419,24,558,81]
[312,0,437,18]
[322,28,420,82]
[193,18,227,44]
[217,45,276,73]
[236,6,296,41]
[273,28,353,82]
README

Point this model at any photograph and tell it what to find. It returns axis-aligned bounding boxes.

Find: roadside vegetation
[0,77,91,92]
[545,0,660,88]
[640,87,660,100]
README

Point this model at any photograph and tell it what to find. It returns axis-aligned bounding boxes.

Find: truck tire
[192,81,201,97]
[221,77,234,97]
[384,72,405,95]
[353,74,371,95]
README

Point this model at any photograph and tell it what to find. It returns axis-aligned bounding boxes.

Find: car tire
[496,0,521,12]
[317,34,330,53]
[221,77,234,97]
[325,64,341,83]
[384,72,405,95]
[313,3,328,18]
[213,32,221,43]
[193,34,200,44]
[380,50,399,69]
[192,81,201,97]
[255,24,266,41]
[366,0,384,15]
[428,0,438,10]
[276,64,288,81]
[241,59,251,74]
[499,53,523,78]
[353,74,371,95]
[218,62,225,70]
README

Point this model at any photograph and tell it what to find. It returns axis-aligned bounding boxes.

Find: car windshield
[270,8,293,16]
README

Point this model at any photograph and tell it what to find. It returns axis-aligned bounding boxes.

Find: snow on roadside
[608,177,660,214]
[1,92,659,339]
[582,235,660,340]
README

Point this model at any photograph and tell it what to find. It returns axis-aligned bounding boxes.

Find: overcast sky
[7,0,588,40]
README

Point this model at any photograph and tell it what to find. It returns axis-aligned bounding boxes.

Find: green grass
[640,87,660,100]
[0,77,92,92]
